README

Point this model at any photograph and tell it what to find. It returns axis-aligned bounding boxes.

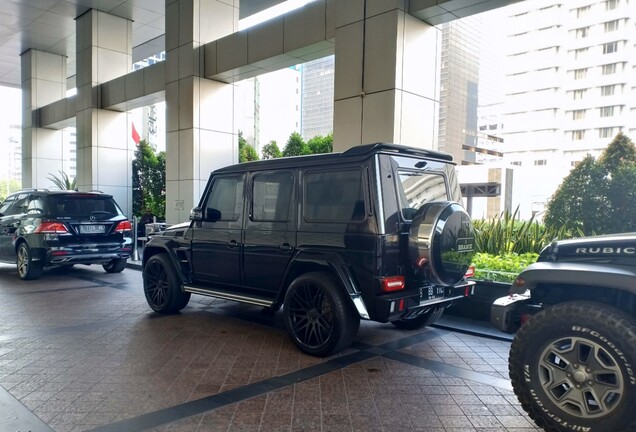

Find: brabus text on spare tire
[572,326,636,385]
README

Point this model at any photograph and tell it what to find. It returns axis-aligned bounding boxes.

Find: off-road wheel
[283,272,360,357]
[143,254,191,313]
[392,307,444,330]
[16,243,43,280]
[103,258,127,273]
[510,301,636,432]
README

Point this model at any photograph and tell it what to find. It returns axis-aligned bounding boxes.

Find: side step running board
[184,285,274,308]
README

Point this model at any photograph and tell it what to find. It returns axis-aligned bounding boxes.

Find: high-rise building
[438,16,482,164]
[301,56,335,140]
[499,0,636,213]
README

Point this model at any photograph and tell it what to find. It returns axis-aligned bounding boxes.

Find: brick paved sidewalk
[0,263,540,432]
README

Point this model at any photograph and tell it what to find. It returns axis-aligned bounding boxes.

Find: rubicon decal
[575,247,635,254]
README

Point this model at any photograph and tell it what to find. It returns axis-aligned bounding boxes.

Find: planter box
[446,279,512,321]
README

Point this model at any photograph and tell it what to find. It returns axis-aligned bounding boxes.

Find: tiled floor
[0,262,541,432]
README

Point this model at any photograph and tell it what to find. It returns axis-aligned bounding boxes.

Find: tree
[282,132,308,157]
[47,171,76,190]
[545,133,636,236]
[238,131,259,162]
[133,140,165,220]
[0,178,21,202]
[307,133,333,154]
[262,140,282,159]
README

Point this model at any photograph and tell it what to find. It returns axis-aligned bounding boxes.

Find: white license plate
[79,225,105,234]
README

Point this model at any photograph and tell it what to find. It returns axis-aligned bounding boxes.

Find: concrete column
[165,0,239,224]
[75,10,133,217]
[333,1,441,151]
[21,50,66,188]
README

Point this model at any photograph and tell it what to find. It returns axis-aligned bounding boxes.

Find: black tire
[392,307,444,330]
[510,301,636,432]
[143,254,191,314]
[283,272,360,357]
[16,243,43,280]
[103,258,127,273]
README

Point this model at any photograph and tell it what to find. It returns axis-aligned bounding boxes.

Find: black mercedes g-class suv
[142,143,475,356]
[491,233,636,432]
[0,189,132,280]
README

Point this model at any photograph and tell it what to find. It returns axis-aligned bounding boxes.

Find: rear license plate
[79,225,105,234]
[420,286,445,301]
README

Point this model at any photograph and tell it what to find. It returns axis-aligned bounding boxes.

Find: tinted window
[9,194,30,215]
[206,175,244,221]
[304,169,365,222]
[0,196,15,215]
[252,172,293,222]
[45,195,121,218]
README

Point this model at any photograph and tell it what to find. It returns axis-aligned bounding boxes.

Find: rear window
[45,195,121,218]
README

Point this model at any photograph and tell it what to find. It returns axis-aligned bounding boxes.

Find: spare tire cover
[409,201,475,285]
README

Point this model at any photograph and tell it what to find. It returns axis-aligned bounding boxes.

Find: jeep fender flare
[510,261,636,295]
[281,250,370,319]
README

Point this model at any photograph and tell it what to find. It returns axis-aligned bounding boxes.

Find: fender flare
[510,261,636,295]
[282,250,370,319]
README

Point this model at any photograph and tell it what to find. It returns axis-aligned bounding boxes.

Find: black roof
[215,143,454,174]
[8,189,113,198]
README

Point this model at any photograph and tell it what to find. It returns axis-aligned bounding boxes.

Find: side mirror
[190,207,203,221]
[207,209,221,222]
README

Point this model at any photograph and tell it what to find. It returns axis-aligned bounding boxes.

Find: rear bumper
[44,245,131,265]
[373,281,475,322]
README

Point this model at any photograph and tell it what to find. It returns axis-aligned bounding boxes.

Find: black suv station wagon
[0,190,132,280]
[142,143,475,356]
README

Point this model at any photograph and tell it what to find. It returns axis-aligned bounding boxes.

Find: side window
[0,196,15,215]
[10,194,29,215]
[205,175,244,222]
[304,169,365,222]
[27,196,45,212]
[252,171,294,222]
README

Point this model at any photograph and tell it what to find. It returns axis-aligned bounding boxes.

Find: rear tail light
[34,222,69,234]
[115,220,132,232]
[380,276,405,292]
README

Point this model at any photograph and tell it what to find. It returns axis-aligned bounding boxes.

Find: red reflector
[34,222,68,234]
[381,276,405,292]
[115,220,132,232]
[399,299,405,311]
[51,251,69,256]
[521,313,531,326]
[464,265,475,278]
[465,286,470,296]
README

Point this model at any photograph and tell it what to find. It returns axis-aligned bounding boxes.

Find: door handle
[279,243,293,252]
[226,240,239,248]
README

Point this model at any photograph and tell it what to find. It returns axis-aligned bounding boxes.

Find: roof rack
[340,143,453,162]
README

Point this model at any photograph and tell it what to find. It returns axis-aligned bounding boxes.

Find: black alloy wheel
[143,254,190,313]
[283,272,359,357]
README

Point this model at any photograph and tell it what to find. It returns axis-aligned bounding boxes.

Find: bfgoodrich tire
[143,254,191,313]
[509,301,636,432]
[283,272,360,357]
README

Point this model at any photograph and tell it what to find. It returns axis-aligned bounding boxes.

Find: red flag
[132,122,141,144]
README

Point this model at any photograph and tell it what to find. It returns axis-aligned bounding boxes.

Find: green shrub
[473,208,580,255]
[471,252,539,283]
